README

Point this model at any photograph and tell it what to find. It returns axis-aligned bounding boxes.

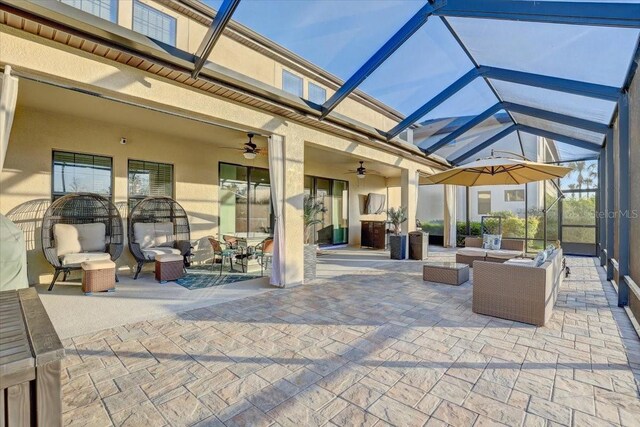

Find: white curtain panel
[268,135,285,287]
[0,66,19,172]
[444,184,457,248]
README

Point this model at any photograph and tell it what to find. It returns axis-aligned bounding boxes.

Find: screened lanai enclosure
[1,0,638,299]
[196,0,639,307]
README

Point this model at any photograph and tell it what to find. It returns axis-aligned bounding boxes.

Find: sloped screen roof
[201,0,638,165]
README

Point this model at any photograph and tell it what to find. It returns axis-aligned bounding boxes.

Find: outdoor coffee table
[423,261,469,285]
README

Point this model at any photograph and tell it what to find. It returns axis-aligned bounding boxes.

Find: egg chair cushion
[61,252,111,266]
[133,222,175,249]
[141,247,182,260]
[54,223,106,256]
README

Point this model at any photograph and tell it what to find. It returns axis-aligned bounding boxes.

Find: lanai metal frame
[194,0,638,306]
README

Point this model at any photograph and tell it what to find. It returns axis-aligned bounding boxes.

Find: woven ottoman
[423,261,469,286]
[81,259,116,295]
[155,253,184,282]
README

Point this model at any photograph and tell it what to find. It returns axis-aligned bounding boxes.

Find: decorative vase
[389,235,407,260]
[304,244,317,281]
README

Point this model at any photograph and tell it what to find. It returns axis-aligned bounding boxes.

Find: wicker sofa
[456,237,525,266]
[473,248,564,326]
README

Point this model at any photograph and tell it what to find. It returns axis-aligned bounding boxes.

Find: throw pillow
[533,250,548,267]
[483,234,502,250]
[545,244,556,257]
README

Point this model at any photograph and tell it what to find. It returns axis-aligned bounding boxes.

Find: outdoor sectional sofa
[472,247,564,326]
[456,236,525,266]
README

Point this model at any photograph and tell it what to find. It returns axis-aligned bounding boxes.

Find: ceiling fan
[221,133,265,159]
[345,161,381,179]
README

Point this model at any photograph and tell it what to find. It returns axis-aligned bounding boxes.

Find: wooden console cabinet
[361,220,386,249]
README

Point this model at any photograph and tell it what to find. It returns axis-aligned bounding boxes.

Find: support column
[598,148,606,266]
[606,129,615,281]
[270,133,304,287]
[617,93,630,307]
[400,167,418,236]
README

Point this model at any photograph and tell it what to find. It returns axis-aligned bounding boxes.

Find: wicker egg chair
[41,193,124,291]
[128,196,191,279]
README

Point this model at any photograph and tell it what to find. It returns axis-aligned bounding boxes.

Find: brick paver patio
[60,257,640,426]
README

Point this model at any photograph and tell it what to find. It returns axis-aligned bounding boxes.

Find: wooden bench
[1,288,65,427]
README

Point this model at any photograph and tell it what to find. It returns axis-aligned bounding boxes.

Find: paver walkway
[61,257,640,426]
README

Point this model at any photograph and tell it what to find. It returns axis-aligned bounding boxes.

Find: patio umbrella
[424,156,572,186]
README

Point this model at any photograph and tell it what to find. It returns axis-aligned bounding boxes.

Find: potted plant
[303,195,325,281]
[387,207,408,260]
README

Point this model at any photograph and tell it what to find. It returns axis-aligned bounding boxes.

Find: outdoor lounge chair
[473,247,564,326]
[128,196,191,279]
[456,236,525,266]
[41,193,123,291]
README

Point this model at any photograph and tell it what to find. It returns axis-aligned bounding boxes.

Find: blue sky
[203,0,493,117]
[203,0,639,128]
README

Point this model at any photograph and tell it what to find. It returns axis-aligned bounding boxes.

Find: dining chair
[255,238,274,276]
[208,237,237,276]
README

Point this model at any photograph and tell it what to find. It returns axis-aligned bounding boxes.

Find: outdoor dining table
[225,233,272,273]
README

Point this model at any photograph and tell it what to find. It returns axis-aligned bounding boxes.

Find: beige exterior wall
[0,105,404,285]
[0,24,433,286]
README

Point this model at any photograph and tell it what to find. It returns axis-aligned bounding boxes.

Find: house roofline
[0,0,450,170]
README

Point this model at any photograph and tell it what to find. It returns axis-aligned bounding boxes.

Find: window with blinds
[308,82,326,104]
[60,0,118,23]
[128,160,174,210]
[52,151,113,199]
[282,70,303,97]
[132,0,177,47]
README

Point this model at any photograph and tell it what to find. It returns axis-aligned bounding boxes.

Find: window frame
[504,189,525,202]
[218,162,274,236]
[51,150,114,200]
[282,69,304,97]
[60,0,118,23]
[308,82,327,104]
[132,0,177,47]
[477,190,492,215]
[127,159,175,211]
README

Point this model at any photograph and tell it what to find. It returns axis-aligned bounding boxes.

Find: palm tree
[567,160,597,198]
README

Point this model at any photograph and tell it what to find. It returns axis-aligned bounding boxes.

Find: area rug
[176,265,262,290]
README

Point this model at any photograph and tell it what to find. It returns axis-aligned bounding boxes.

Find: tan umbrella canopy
[425,156,572,186]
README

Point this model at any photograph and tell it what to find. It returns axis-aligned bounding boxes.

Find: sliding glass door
[219,163,273,236]
[304,175,349,246]
[316,178,333,245]
[332,180,348,245]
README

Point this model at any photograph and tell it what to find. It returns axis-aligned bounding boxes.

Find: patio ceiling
[304,144,402,179]
[17,79,263,148]
[199,0,640,165]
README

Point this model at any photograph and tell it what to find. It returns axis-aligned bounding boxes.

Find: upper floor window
[132,0,177,47]
[477,191,492,215]
[308,82,326,104]
[60,0,118,23]
[282,70,303,97]
[52,151,112,200]
[128,160,174,211]
[504,189,525,202]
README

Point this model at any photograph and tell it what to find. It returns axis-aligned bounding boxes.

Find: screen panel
[359,18,476,115]
[208,0,423,80]
[490,79,617,124]
[511,112,606,145]
[447,17,640,87]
